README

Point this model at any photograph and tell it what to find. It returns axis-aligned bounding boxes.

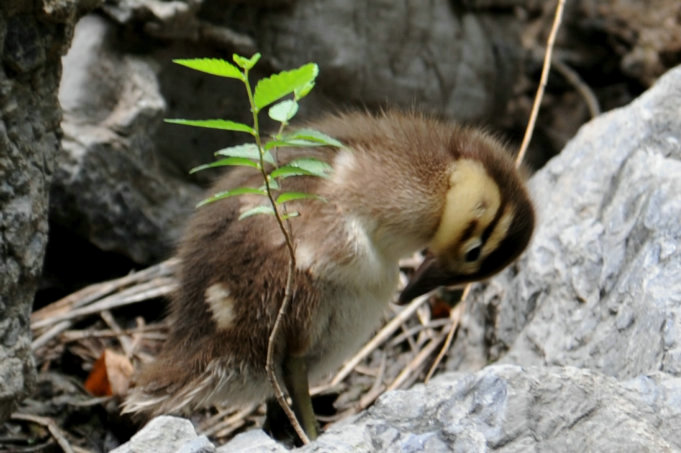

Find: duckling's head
[399,128,535,303]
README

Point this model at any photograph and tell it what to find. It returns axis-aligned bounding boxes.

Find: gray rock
[54,14,201,263]
[299,366,681,453]
[111,416,213,453]
[216,430,287,453]
[448,63,681,378]
[0,0,99,422]
[256,1,520,123]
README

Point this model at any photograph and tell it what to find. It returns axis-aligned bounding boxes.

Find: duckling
[122,111,534,440]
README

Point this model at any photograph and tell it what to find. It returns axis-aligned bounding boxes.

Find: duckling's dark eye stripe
[481,201,506,245]
[460,220,478,243]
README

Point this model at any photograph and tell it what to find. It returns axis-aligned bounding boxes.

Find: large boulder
[448,60,681,378]
[54,14,201,264]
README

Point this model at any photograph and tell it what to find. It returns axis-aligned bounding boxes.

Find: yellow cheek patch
[430,159,501,255]
[205,283,237,330]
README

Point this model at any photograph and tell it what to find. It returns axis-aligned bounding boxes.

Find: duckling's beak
[398,253,463,304]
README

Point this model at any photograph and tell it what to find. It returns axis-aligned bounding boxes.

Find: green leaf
[260,179,280,191]
[269,165,314,179]
[253,63,319,111]
[197,187,267,207]
[287,157,333,178]
[281,211,300,220]
[276,191,323,204]
[239,205,275,220]
[190,157,260,174]
[294,81,315,100]
[270,158,332,179]
[268,100,299,123]
[233,52,261,70]
[215,144,275,165]
[284,128,344,148]
[264,138,330,150]
[173,58,244,81]
[165,119,255,135]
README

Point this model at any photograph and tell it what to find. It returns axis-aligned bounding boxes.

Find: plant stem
[243,70,310,445]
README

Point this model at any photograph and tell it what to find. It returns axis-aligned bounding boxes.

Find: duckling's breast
[297,215,400,382]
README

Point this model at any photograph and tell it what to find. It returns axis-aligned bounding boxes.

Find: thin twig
[516,0,567,166]
[330,294,429,386]
[31,280,176,350]
[386,328,448,392]
[551,57,600,118]
[31,259,178,324]
[199,404,259,437]
[100,310,133,358]
[424,294,466,383]
[244,71,309,444]
[357,352,387,408]
[11,413,74,453]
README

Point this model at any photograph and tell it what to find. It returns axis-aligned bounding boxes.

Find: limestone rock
[0,0,100,422]
[448,63,681,378]
[54,14,201,263]
[110,416,215,453]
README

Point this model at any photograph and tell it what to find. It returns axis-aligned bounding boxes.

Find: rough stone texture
[250,1,521,123]
[111,64,681,453]
[54,14,201,263]
[448,63,681,378]
[302,366,681,453]
[110,416,215,453]
[0,0,99,422]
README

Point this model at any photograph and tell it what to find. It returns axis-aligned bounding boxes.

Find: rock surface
[448,59,681,378]
[54,14,201,263]
[110,416,216,453]
[0,0,98,422]
[112,63,681,452]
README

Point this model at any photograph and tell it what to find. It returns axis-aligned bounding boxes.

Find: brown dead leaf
[84,349,134,397]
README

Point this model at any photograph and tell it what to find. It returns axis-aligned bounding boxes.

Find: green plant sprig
[168,54,341,217]
[167,53,342,444]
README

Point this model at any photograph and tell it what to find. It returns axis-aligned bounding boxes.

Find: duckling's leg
[282,354,318,440]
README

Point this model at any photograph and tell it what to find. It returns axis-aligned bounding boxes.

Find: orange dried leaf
[84,349,134,397]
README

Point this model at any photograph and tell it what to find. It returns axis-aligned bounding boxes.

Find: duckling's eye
[464,244,482,262]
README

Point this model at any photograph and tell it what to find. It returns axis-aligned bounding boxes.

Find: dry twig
[10,413,74,453]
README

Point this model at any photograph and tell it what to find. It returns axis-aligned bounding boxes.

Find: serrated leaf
[165,119,255,135]
[253,63,319,111]
[239,205,275,220]
[233,52,261,70]
[284,128,344,148]
[268,100,299,123]
[190,157,260,174]
[197,187,267,207]
[276,192,323,204]
[215,144,275,165]
[173,58,244,81]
